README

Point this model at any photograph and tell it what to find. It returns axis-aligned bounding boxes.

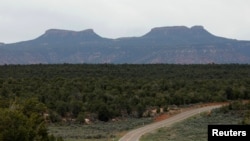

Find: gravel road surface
[119,105,222,141]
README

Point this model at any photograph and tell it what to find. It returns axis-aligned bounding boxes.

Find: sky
[0,0,250,43]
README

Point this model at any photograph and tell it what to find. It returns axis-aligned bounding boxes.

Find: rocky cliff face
[0,26,250,64]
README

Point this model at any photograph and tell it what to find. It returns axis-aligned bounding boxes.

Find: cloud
[0,0,250,43]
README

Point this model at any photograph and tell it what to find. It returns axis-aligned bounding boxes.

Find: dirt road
[118,104,223,141]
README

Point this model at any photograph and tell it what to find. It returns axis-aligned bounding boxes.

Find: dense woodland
[0,64,250,124]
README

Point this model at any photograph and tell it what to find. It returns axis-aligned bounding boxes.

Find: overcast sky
[1,0,250,43]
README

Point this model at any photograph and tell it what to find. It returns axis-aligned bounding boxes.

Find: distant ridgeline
[0,26,250,64]
[0,64,250,122]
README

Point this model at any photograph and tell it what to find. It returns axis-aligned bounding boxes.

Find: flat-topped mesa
[190,25,205,30]
[44,29,74,35]
[37,28,104,42]
[42,29,97,37]
[190,25,215,36]
[142,25,229,44]
[143,25,210,37]
[150,26,189,32]
[44,28,95,35]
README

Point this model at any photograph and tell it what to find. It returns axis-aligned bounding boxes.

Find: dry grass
[48,118,152,141]
[141,106,243,141]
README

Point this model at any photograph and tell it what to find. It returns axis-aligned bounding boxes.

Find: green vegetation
[140,101,250,141]
[0,98,63,141]
[0,64,250,140]
[49,117,152,141]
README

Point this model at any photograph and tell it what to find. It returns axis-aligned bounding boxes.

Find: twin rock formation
[1,26,250,64]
